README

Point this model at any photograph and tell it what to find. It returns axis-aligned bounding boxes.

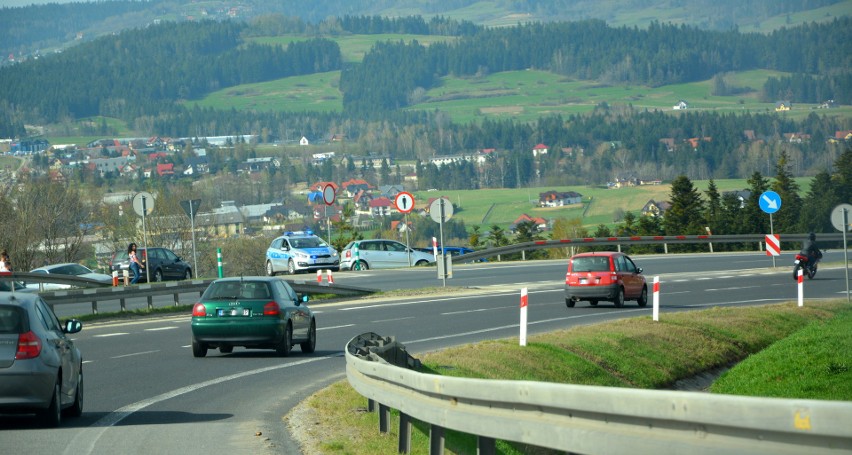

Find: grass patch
[290,300,849,454]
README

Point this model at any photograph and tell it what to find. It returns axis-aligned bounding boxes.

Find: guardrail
[345,333,852,455]
[453,233,846,263]
[1,273,377,314]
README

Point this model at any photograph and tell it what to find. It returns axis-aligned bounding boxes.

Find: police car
[265,231,340,275]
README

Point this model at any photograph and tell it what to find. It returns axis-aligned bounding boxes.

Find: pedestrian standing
[128,243,144,284]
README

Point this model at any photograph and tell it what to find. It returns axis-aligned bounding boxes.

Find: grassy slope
[292,301,850,454]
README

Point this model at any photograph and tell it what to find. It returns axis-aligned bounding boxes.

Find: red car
[564,252,648,308]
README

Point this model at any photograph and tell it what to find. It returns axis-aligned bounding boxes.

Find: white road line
[371,316,416,323]
[144,326,179,331]
[662,291,691,295]
[442,306,514,315]
[111,350,159,359]
[63,355,337,455]
[706,286,760,291]
[93,333,129,338]
[318,324,355,331]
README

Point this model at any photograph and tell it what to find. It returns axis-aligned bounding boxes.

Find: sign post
[322,184,336,245]
[394,192,415,266]
[759,191,781,268]
[831,203,852,302]
[180,199,202,279]
[132,191,155,283]
[429,197,454,287]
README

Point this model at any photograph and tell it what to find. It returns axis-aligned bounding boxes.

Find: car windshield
[572,257,611,272]
[291,237,326,249]
[205,282,271,300]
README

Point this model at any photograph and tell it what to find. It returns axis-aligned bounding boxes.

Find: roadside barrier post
[652,276,660,321]
[519,287,528,346]
[217,248,223,278]
[112,270,119,287]
[327,269,334,284]
[797,269,804,307]
[432,237,438,260]
[317,269,322,283]
[123,269,129,286]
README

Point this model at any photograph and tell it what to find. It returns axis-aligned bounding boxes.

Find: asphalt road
[2,251,849,454]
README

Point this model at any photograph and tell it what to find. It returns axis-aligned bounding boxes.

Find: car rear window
[0,305,25,334]
[205,281,272,300]
[571,257,611,272]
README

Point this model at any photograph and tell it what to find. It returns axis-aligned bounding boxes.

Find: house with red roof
[369,197,394,217]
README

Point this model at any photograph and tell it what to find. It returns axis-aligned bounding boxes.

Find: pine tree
[770,151,802,233]
[798,170,838,233]
[663,175,705,252]
[744,172,770,234]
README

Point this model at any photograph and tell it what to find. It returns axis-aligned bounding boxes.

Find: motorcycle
[792,253,820,280]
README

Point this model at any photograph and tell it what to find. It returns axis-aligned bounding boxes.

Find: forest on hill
[0,13,850,185]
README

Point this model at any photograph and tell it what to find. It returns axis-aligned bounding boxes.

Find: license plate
[794,260,800,265]
[218,308,250,316]
[579,278,587,284]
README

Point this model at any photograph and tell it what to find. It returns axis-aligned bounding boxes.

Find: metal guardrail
[345,334,852,455]
[2,273,377,314]
[453,233,846,263]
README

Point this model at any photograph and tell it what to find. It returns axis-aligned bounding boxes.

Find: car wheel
[63,368,83,418]
[614,287,625,308]
[192,337,207,358]
[565,298,575,308]
[219,345,233,354]
[266,261,276,277]
[184,269,192,280]
[415,260,428,266]
[276,322,293,356]
[637,286,648,307]
[287,259,296,275]
[38,379,61,427]
[352,260,368,271]
[301,319,317,354]
[153,269,164,282]
[588,300,599,306]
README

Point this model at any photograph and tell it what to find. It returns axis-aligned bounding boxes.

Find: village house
[538,191,582,207]
[510,214,548,233]
[642,199,672,218]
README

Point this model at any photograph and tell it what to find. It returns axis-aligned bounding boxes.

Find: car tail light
[192,303,207,317]
[16,331,42,360]
[263,302,280,316]
[344,250,351,259]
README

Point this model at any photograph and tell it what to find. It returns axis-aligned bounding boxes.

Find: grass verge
[287,300,850,454]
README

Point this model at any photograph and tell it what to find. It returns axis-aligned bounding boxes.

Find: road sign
[180,199,202,219]
[831,204,852,232]
[765,234,780,256]
[759,191,781,214]
[132,191,155,217]
[394,191,415,213]
[429,198,454,223]
[322,184,336,206]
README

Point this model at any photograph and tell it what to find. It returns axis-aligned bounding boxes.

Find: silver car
[0,292,83,427]
[340,239,434,270]
[27,262,113,291]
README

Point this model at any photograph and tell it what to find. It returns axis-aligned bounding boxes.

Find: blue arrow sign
[759,191,781,214]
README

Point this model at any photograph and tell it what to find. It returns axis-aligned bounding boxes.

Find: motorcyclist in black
[799,232,823,265]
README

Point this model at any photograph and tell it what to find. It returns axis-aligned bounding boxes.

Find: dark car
[111,247,193,282]
[190,277,316,357]
[564,251,647,308]
[0,292,84,427]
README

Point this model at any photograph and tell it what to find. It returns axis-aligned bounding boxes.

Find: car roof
[30,263,88,272]
[211,276,280,283]
[0,291,41,305]
[571,251,621,258]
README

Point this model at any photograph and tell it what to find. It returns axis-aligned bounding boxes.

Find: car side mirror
[63,319,83,334]
[637,267,643,274]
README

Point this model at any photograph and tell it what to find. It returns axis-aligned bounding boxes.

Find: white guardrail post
[346,334,852,455]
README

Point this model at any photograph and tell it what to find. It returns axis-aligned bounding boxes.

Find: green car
[190,277,316,357]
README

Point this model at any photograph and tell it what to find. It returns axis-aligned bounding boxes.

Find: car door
[160,248,184,279]
[383,241,410,267]
[35,299,78,400]
[278,281,309,339]
[356,240,380,268]
[616,255,643,298]
[267,237,288,272]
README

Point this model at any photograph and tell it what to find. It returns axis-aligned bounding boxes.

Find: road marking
[705,286,760,291]
[442,306,515,315]
[319,324,355,331]
[111,350,159,359]
[63,355,338,455]
[144,326,179,331]
[93,333,129,337]
[372,316,416,323]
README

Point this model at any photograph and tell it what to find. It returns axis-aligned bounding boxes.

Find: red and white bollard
[432,237,438,260]
[519,287,528,346]
[317,269,335,284]
[326,269,334,284]
[112,270,119,287]
[797,268,804,307]
[317,269,323,283]
[652,276,660,321]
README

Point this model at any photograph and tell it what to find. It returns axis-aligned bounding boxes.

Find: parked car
[340,239,434,270]
[0,292,84,427]
[416,246,474,256]
[190,276,315,357]
[265,231,339,275]
[0,277,38,293]
[26,263,112,291]
[564,251,647,308]
[111,247,192,282]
